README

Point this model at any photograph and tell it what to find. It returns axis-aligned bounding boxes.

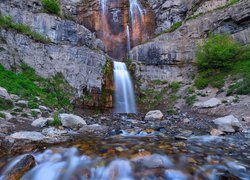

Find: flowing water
[113,61,137,113]
[1,134,250,179]
[129,0,145,45]
[126,25,131,52]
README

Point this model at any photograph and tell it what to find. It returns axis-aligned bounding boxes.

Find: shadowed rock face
[78,0,155,59]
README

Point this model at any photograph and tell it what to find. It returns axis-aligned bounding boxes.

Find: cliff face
[0,0,106,96]
[77,0,155,59]
[130,0,250,83]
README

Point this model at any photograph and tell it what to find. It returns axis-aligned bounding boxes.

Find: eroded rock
[144,110,164,121]
[213,115,241,133]
[59,113,87,129]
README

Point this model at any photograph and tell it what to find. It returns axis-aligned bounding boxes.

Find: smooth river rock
[10,131,46,141]
[213,115,241,133]
[144,110,164,121]
[59,113,87,129]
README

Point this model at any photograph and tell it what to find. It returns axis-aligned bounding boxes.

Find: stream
[1,132,250,179]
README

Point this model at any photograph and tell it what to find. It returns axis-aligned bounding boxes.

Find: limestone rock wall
[0,0,107,96]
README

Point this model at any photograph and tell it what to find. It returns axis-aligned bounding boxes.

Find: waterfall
[129,0,145,44]
[100,0,107,14]
[126,25,131,52]
[113,61,137,113]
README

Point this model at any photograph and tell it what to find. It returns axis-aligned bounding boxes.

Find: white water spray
[113,61,137,113]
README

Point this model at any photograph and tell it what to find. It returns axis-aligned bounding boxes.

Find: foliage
[0,64,73,110]
[31,111,39,118]
[41,0,60,15]
[163,22,182,33]
[49,112,61,127]
[0,98,13,110]
[227,60,250,95]
[196,34,241,70]
[0,15,50,43]
[195,34,250,91]
[185,95,197,106]
[0,112,6,118]
[169,82,181,93]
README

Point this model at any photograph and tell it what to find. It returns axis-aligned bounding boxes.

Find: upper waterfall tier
[78,0,155,59]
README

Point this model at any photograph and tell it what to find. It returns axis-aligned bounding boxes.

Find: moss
[28,101,39,109]
[0,15,51,43]
[169,82,181,93]
[157,22,182,36]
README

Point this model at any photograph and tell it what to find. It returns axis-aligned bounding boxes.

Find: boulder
[213,115,241,133]
[16,100,28,108]
[194,98,221,108]
[10,131,46,141]
[2,154,35,180]
[42,127,68,137]
[59,113,87,129]
[144,110,164,121]
[0,111,13,120]
[0,87,10,99]
[31,118,48,128]
[78,124,109,135]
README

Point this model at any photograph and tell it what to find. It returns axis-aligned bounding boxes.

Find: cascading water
[113,61,137,113]
[126,25,131,52]
[129,0,145,45]
[100,0,107,14]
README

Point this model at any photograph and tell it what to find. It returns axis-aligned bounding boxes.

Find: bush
[41,0,60,15]
[196,34,241,70]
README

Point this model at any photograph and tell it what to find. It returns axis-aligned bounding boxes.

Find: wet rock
[210,128,224,136]
[0,111,13,120]
[59,113,87,129]
[0,87,11,99]
[42,127,68,137]
[175,136,188,140]
[31,117,48,128]
[144,110,164,121]
[16,100,28,108]
[78,124,108,135]
[10,131,45,141]
[165,169,188,180]
[213,115,241,133]
[3,154,35,180]
[194,98,221,108]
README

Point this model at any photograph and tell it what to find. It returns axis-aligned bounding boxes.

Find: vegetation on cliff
[195,34,250,95]
[0,64,74,110]
[41,0,60,15]
[0,15,51,43]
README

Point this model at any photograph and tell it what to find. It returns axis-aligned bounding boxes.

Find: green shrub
[196,34,241,70]
[41,0,60,15]
[169,82,181,93]
[28,101,39,109]
[0,15,50,43]
[49,112,61,127]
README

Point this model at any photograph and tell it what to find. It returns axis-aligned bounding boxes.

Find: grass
[185,95,197,106]
[49,112,61,127]
[0,15,51,44]
[0,64,74,110]
[157,22,183,36]
[41,0,60,15]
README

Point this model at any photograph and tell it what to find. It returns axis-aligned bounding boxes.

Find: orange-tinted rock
[78,0,155,59]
